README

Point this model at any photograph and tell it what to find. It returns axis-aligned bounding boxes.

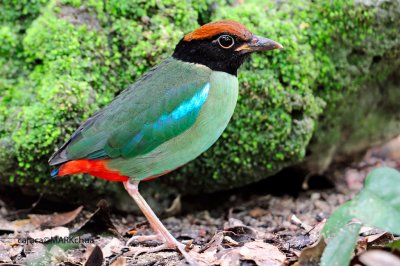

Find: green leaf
[322,201,352,238]
[386,240,400,251]
[323,167,400,239]
[321,167,400,266]
[321,223,362,266]
[349,167,400,234]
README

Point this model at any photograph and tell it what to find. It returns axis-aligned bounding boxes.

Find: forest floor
[1,137,400,266]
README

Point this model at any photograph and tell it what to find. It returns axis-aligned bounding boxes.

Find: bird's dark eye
[217,35,234,49]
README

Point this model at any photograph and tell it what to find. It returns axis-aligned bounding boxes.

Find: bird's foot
[126,233,164,247]
[133,244,198,266]
[126,234,198,265]
[131,242,175,259]
[126,232,184,254]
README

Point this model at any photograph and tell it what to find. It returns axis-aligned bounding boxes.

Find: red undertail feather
[57,159,129,182]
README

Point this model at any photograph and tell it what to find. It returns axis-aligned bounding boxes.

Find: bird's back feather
[49,58,212,166]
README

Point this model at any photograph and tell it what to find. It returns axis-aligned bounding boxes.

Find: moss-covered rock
[304,0,400,173]
[0,0,399,206]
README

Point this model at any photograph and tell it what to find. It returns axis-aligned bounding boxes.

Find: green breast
[109,69,239,179]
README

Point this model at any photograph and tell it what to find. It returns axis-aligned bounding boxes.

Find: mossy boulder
[0,0,399,207]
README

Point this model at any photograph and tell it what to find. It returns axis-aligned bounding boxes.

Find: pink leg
[123,180,198,265]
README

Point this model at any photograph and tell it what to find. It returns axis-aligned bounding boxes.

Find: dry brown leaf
[359,226,375,235]
[0,218,35,232]
[355,238,368,256]
[66,248,87,265]
[308,220,326,244]
[111,256,126,266]
[102,238,124,258]
[28,226,69,240]
[29,206,82,228]
[164,195,181,216]
[366,232,394,247]
[223,225,256,244]
[224,218,244,229]
[291,215,312,231]
[294,237,327,266]
[199,232,224,253]
[212,240,286,266]
[239,240,286,266]
[74,200,120,237]
[84,245,103,266]
[190,233,223,265]
[249,207,268,218]
[359,250,400,266]
[127,230,137,236]
[191,250,219,266]
[218,249,241,266]
[223,236,239,246]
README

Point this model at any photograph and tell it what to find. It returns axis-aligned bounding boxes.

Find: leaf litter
[0,137,400,265]
[28,206,83,228]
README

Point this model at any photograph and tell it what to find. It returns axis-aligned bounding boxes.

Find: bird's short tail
[49,159,129,182]
[50,160,91,177]
[50,168,60,177]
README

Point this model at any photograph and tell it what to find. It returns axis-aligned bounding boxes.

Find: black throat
[172,38,250,76]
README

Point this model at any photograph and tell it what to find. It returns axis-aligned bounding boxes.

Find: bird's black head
[172,20,283,76]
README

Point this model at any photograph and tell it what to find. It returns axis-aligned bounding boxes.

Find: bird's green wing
[49,58,212,165]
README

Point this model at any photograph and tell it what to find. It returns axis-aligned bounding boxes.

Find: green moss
[0,0,206,192]
[304,0,400,173]
[0,0,399,197]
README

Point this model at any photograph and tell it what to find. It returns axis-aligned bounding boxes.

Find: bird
[49,20,282,262]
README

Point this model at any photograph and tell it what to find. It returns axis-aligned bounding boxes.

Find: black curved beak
[236,35,283,53]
